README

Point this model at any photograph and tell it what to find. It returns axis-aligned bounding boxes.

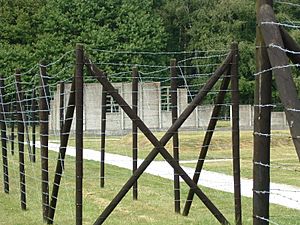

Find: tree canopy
[0,0,299,103]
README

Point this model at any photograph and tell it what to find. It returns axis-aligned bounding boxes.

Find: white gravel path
[36,141,300,210]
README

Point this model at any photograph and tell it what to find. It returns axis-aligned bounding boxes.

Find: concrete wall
[49,82,208,133]
[229,105,288,130]
[198,105,214,128]
[49,82,290,134]
[238,105,254,128]
[271,112,288,129]
[140,82,161,129]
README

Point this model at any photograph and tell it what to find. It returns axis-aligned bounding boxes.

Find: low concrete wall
[49,83,289,135]
[198,105,214,128]
[271,112,288,129]
[49,82,209,133]
[238,105,253,128]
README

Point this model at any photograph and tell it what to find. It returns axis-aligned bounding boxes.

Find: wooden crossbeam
[47,77,76,224]
[85,50,233,225]
[280,27,300,66]
[182,67,232,216]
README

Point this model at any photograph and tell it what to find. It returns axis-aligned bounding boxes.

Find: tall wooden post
[75,44,84,225]
[132,67,138,200]
[0,76,9,193]
[31,89,36,163]
[231,43,242,225]
[24,99,33,162]
[59,82,65,141]
[170,59,180,213]
[39,61,49,221]
[10,102,15,155]
[254,1,273,225]
[15,69,26,210]
[100,75,107,188]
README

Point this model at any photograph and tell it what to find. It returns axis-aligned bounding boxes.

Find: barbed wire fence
[0,8,299,223]
[83,42,240,225]
[0,41,245,225]
[0,51,77,224]
[254,0,300,225]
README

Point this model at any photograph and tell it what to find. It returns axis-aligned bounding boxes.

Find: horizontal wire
[254,63,300,76]
[86,48,228,55]
[254,216,281,225]
[261,21,300,29]
[269,43,300,55]
[275,0,300,7]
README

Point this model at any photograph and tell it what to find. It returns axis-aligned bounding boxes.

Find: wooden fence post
[254,1,273,225]
[39,61,50,222]
[0,76,9,193]
[75,44,84,225]
[170,59,180,213]
[132,67,138,200]
[100,75,107,188]
[31,89,36,163]
[15,69,27,210]
[230,43,242,225]
[10,102,15,155]
[59,82,65,144]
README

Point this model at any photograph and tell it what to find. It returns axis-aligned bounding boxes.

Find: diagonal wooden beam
[280,27,300,65]
[85,50,233,225]
[182,67,231,216]
[259,4,300,160]
[47,77,76,224]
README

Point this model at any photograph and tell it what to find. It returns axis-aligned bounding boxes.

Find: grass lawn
[65,129,300,186]
[0,129,299,224]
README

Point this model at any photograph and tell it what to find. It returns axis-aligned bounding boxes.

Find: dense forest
[0,0,299,103]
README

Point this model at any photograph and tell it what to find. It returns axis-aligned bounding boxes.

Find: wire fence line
[0,44,245,225]
[0,33,298,225]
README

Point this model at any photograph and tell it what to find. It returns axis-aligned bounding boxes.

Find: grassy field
[65,129,300,186]
[0,129,299,225]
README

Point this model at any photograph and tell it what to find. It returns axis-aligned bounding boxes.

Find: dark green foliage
[0,0,300,103]
[0,0,167,82]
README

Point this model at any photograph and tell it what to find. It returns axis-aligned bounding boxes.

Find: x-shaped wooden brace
[85,50,233,225]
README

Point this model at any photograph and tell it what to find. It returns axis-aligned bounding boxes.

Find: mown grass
[65,129,300,186]
[0,149,300,225]
[0,129,299,225]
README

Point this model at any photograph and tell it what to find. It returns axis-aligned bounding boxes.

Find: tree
[0,0,168,83]
[158,0,256,103]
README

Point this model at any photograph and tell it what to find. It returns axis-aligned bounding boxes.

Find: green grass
[64,130,236,161]
[0,150,299,225]
[0,129,299,224]
[64,129,300,186]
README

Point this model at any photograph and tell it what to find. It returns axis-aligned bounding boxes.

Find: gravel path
[37,141,300,210]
